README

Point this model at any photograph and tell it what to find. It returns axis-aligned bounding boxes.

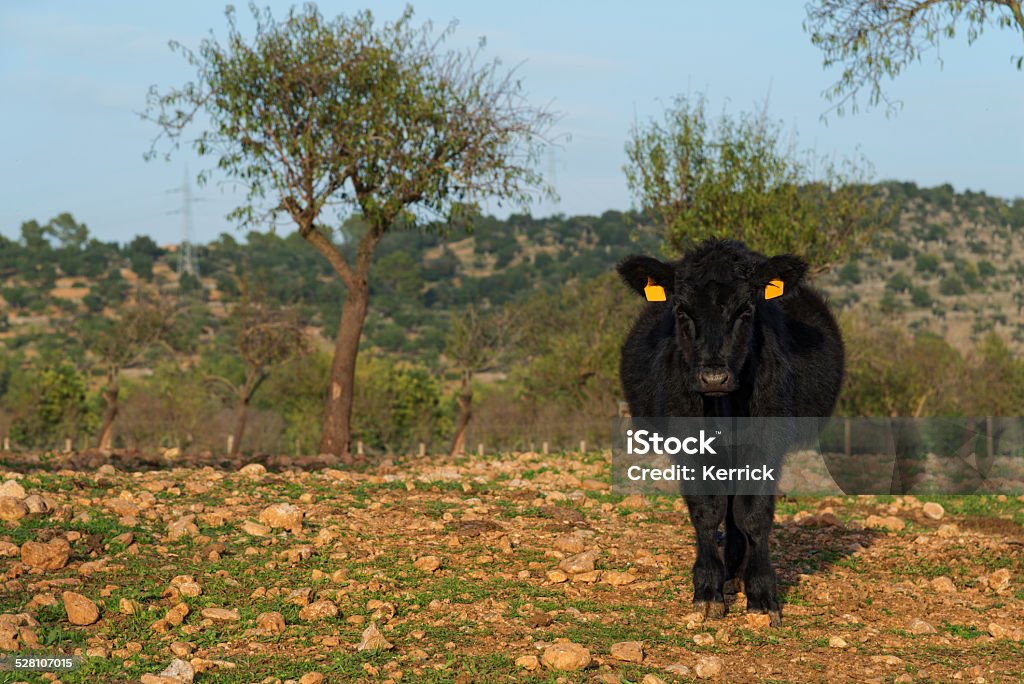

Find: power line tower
[166,167,203,278]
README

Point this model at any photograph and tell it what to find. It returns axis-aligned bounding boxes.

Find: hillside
[2,182,1023,363]
[818,182,1024,353]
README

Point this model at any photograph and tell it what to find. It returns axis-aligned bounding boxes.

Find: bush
[7,362,97,448]
[922,223,947,241]
[352,356,452,453]
[879,290,903,313]
[837,262,861,285]
[914,253,940,273]
[939,276,966,296]
[889,242,911,260]
[910,286,932,308]
[886,272,912,293]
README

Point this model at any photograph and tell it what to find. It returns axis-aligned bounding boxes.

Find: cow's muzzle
[696,367,734,395]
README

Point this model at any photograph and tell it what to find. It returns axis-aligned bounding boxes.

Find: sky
[1,1,1022,246]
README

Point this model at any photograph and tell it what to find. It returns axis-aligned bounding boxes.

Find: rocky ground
[0,449,1021,683]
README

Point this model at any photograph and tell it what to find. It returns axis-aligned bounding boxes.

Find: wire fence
[0,405,624,460]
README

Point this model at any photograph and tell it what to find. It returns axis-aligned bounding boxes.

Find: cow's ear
[754,255,807,300]
[617,255,675,299]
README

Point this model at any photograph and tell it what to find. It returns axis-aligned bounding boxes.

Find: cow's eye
[673,305,696,336]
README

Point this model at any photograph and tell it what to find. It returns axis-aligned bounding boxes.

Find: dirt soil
[0,449,1021,683]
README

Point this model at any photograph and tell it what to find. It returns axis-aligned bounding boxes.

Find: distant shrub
[879,290,903,313]
[915,253,940,273]
[923,223,947,241]
[837,262,861,285]
[886,272,912,293]
[939,275,966,296]
[889,242,911,260]
[910,287,932,308]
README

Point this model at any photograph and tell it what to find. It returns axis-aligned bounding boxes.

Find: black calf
[617,240,844,625]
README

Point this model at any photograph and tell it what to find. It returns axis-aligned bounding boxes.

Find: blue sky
[1,1,1022,245]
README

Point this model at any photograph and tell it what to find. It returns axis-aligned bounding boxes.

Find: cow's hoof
[723,578,743,595]
[694,600,726,619]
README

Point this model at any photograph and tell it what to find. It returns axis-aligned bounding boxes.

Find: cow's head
[617,240,807,395]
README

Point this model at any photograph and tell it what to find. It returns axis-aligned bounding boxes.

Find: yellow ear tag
[764,279,784,300]
[644,277,666,302]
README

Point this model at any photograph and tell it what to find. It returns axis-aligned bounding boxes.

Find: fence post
[477,443,484,457]
[2,436,8,451]
[542,442,549,455]
[579,440,586,454]
[844,417,851,458]
[357,441,364,457]
[226,434,234,455]
[64,438,72,453]
[419,442,426,458]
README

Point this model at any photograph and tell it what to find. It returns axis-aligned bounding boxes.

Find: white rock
[0,480,26,499]
[259,503,303,532]
[239,463,266,478]
[541,642,591,671]
[694,655,723,679]
[357,622,393,652]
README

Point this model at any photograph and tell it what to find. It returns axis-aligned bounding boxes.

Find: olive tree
[624,95,887,272]
[146,4,555,461]
[90,298,175,450]
[444,304,519,457]
[805,0,1024,116]
[206,300,307,457]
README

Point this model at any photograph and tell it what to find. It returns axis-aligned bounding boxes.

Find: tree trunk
[231,396,249,458]
[449,373,473,457]
[232,372,262,458]
[319,280,370,461]
[96,376,119,450]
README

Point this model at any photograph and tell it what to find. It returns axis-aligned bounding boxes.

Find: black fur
[617,239,844,625]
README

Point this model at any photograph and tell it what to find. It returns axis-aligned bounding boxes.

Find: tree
[624,95,886,273]
[839,312,963,416]
[444,304,519,457]
[48,213,89,251]
[20,220,51,254]
[806,0,1024,116]
[512,273,634,413]
[90,297,175,450]
[146,4,554,461]
[126,235,163,281]
[206,300,307,456]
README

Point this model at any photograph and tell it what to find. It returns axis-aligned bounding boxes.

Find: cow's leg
[732,494,781,626]
[686,495,728,618]
[723,495,746,595]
